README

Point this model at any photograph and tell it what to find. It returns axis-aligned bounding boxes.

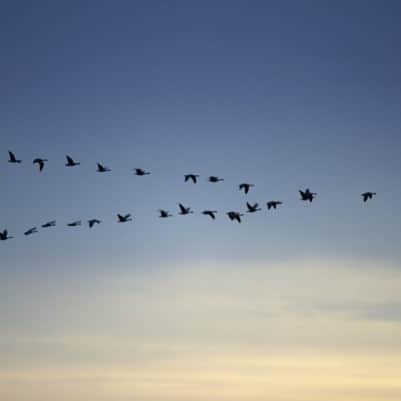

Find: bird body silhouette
[184,174,199,183]
[208,176,224,183]
[299,188,316,202]
[267,201,283,210]
[65,155,80,167]
[88,219,101,228]
[8,151,21,163]
[24,227,38,236]
[33,158,48,171]
[227,211,243,223]
[42,220,56,228]
[202,210,218,219]
[134,168,150,176]
[362,192,376,202]
[246,202,261,213]
[97,163,111,172]
[159,209,172,218]
[178,203,194,215]
[117,214,132,222]
[67,220,82,227]
[239,183,254,194]
[0,229,13,240]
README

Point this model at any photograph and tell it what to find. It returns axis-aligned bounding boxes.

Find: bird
[67,220,82,227]
[267,201,283,210]
[299,188,316,202]
[184,174,199,183]
[96,163,111,172]
[88,219,101,228]
[117,214,132,223]
[33,158,48,172]
[0,229,13,240]
[133,168,150,176]
[178,203,194,215]
[65,155,80,167]
[159,209,173,218]
[239,183,254,194]
[41,220,56,228]
[208,176,224,183]
[8,151,21,163]
[227,211,243,223]
[24,227,38,236]
[202,210,218,220]
[362,192,376,202]
[246,202,261,213]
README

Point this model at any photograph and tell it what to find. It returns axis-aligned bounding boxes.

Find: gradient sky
[1,1,401,400]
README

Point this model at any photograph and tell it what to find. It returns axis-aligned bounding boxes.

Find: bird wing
[66,155,74,164]
[8,151,16,161]
[179,204,186,213]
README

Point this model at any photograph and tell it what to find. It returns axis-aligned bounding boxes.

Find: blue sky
[1,2,401,400]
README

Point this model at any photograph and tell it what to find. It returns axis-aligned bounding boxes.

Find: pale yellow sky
[2,258,401,400]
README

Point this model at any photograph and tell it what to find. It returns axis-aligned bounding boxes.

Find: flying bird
[178,203,194,215]
[24,227,38,236]
[246,202,261,213]
[41,220,56,228]
[8,151,21,163]
[133,168,150,176]
[202,210,218,220]
[67,220,82,227]
[33,158,48,172]
[117,214,132,223]
[227,211,244,223]
[299,188,316,202]
[0,229,13,240]
[267,201,283,210]
[239,183,254,194]
[208,176,224,183]
[362,192,376,202]
[184,174,199,183]
[96,163,111,172]
[159,209,172,218]
[88,219,101,228]
[65,155,80,167]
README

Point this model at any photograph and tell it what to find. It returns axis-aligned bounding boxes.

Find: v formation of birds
[1,150,377,241]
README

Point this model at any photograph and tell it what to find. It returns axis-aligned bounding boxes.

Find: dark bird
[65,155,80,167]
[0,229,13,240]
[159,209,172,218]
[208,176,224,183]
[88,219,101,228]
[299,188,316,202]
[227,211,244,223]
[362,192,376,202]
[178,203,194,215]
[24,227,38,236]
[202,210,218,220]
[117,213,132,223]
[33,158,48,172]
[239,183,254,194]
[184,174,199,183]
[133,168,150,176]
[67,220,82,227]
[267,201,283,210]
[246,202,261,213]
[97,163,111,172]
[41,220,56,228]
[8,151,21,163]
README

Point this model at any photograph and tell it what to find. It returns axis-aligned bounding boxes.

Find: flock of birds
[0,150,377,241]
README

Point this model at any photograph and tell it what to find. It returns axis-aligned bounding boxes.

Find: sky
[1,1,401,400]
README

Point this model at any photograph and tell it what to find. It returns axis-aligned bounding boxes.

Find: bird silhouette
[133,168,150,176]
[97,163,111,172]
[246,202,261,213]
[178,203,194,215]
[267,201,283,210]
[117,213,132,222]
[0,229,13,240]
[8,151,21,163]
[299,188,316,202]
[41,220,56,228]
[362,192,376,202]
[239,183,254,194]
[24,227,38,236]
[159,209,173,218]
[184,174,199,183]
[65,155,80,167]
[208,176,224,183]
[67,220,82,227]
[33,158,48,172]
[227,211,243,223]
[88,219,101,228]
[202,210,218,219]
